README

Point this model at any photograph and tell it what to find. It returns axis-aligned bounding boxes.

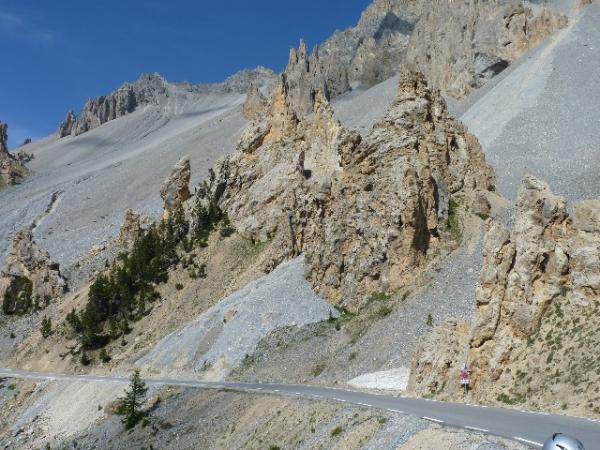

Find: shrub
[41,317,52,338]
[99,348,111,363]
[2,276,33,315]
[330,426,343,437]
[175,283,184,291]
[426,313,434,327]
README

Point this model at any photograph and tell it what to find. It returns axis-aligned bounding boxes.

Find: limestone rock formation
[0,122,30,189]
[160,156,191,219]
[304,71,495,306]
[242,84,269,119]
[117,209,144,246]
[56,73,168,138]
[205,71,494,310]
[57,111,77,138]
[406,1,568,97]
[282,0,567,115]
[283,5,416,117]
[0,228,67,315]
[410,176,600,414]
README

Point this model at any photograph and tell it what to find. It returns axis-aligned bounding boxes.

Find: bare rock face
[205,71,494,309]
[304,71,494,307]
[57,73,168,138]
[282,0,567,114]
[117,209,144,246]
[57,111,77,138]
[410,176,600,413]
[160,157,191,220]
[0,228,67,315]
[242,84,269,120]
[406,0,568,97]
[0,122,31,189]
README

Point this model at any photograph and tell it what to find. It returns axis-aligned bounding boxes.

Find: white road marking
[465,426,488,432]
[389,409,404,414]
[514,437,543,447]
[336,399,346,402]
[422,416,444,424]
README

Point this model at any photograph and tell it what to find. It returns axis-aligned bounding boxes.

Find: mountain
[1,0,599,449]
[282,0,567,115]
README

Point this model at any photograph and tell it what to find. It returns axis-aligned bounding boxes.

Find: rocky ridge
[283,0,567,115]
[203,70,494,310]
[57,67,279,138]
[406,0,569,97]
[57,73,169,137]
[0,122,30,189]
[409,175,600,416]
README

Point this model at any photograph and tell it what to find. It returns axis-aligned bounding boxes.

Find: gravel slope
[0,85,246,276]
[137,256,336,380]
[458,2,600,202]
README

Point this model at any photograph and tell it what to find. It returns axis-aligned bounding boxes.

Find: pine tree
[117,369,148,429]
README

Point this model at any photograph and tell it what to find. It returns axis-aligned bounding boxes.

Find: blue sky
[0,0,371,148]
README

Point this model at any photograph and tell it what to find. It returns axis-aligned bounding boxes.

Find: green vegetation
[446,198,461,239]
[426,313,434,327]
[66,194,227,354]
[2,276,33,315]
[40,316,52,338]
[99,348,111,363]
[116,369,149,429]
[330,426,344,437]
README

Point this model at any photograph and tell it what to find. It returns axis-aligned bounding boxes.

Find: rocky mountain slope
[207,70,494,309]
[57,68,278,138]
[0,68,276,286]
[1,0,599,448]
[283,0,568,115]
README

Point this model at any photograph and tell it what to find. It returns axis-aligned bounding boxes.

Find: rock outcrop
[160,157,191,219]
[205,71,494,310]
[0,228,67,315]
[0,122,30,189]
[117,209,144,246]
[57,74,168,138]
[282,0,567,115]
[57,68,279,139]
[242,84,269,119]
[405,1,568,97]
[283,4,416,116]
[57,111,77,138]
[410,176,600,415]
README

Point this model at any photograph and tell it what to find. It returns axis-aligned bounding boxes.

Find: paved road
[1,368,599,449]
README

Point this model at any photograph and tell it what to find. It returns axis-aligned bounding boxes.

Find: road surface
[1,368,598,449]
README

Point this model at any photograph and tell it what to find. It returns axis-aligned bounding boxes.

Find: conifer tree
[117,369,148,429]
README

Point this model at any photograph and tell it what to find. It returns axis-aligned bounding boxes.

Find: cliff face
[204,71,494,310]
[0,122,31,189]
[282,0,567,116]
[405,0,568,97]
[410,176,600,416]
